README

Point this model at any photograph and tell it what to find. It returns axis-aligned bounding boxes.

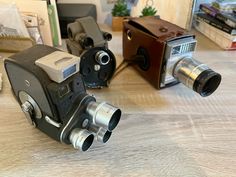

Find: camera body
[123,16,221,96]
[66,16,116,88]
[5,45,121,151]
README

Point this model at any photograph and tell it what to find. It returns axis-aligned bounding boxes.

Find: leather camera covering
[123,16,189,89]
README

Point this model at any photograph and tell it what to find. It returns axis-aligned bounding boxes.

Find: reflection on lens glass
[102,130,112,143]
[82,134,94,151]
[95,51,110,65]
[193,69,221,97]
[108,109,121,131]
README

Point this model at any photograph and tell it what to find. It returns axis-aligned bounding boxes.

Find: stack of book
[194,0,236,50]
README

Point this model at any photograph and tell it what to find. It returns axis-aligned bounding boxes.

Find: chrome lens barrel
[95,51,110,65]
[103,32,112,41]
[69,128,94,151]
[69,99,121,151]
[173,57,221,97]
[88,124,112,143]
[86,101,121,131]
[74,33,94,48]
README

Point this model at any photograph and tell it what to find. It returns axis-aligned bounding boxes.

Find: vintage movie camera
[4,45,121,151]
[123,17,221,97]
[66,16,116,88]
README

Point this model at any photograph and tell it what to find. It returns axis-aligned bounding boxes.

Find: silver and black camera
[66,16,116,88]
[4,45,121,151]
[123,17,221,97]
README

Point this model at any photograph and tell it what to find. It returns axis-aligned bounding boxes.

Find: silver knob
[21,101,35,127]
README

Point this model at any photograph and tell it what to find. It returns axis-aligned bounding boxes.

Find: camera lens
[95,51,110,65]
[82,37,94,48]
[82,134,94,151]
[88,124,112,143]
[173,57,221,97]
[103,32,112,41]
[79,36,94,48]
[74,33,94,48]
[102,130,112,143]
[86,101,121,131]
[69,128,94,151]
[193,69,221,97]
[108,109,121,131]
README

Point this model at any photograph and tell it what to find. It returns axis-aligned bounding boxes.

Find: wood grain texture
[0,28,236,177]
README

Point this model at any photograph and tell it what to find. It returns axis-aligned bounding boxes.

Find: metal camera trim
[95,50,110,65]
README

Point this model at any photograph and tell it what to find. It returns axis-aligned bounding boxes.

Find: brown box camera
[123,16,221,97]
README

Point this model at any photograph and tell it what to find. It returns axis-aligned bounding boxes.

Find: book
[48,5,59,46]
[215,0,236,5]
[216,13,236,28]
[49,0,62,46]
[200,3,219,17]
[212,0,236,13]
[196,13,236,35]
[194,16,236,50]
[200,4,236,28]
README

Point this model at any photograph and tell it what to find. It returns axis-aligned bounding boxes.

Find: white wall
[58,0,195,29]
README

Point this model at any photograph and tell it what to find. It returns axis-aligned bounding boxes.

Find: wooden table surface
[0,30,236,177]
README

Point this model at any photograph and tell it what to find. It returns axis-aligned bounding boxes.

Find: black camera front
[4,45,121,151]
[66,16,116,88]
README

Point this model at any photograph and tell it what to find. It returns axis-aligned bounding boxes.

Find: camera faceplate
[161,37,197,88]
